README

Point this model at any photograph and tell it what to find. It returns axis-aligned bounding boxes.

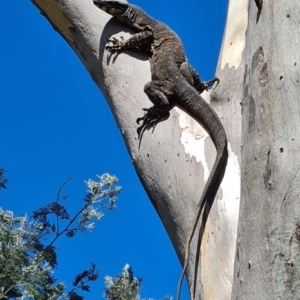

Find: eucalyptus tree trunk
[29,0,300,299]
[232,1,300,299]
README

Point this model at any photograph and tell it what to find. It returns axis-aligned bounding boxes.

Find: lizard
[93,1,228,299]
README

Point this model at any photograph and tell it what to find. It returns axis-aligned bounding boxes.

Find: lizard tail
[176,205,201,300]
[176,142,228,300]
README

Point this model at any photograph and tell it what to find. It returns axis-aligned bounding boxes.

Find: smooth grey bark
[232,1,300,299]
[30,0,242,299]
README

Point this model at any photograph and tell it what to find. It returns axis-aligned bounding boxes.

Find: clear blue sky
[0,0,228,299]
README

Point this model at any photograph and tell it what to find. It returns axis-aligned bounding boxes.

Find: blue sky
[0,0,228,299]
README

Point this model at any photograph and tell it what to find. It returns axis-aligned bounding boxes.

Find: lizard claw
[205,77,220,90]
[105,36,125,53]
[136,106,166,137]
[136,108,151,125]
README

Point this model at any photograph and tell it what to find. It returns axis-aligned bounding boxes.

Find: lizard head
[93,0,129,18]
[94,0,155,30]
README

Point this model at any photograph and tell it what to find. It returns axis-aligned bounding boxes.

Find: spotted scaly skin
[93,1,228,299]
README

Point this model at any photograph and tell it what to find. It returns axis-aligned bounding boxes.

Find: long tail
[176,137,228,300]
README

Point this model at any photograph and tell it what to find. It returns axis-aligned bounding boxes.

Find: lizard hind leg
[137,80,174,137]
[180,62,219,93]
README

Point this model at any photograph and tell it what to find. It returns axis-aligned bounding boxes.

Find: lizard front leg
[180,62,219,93]
[106,30,153,52]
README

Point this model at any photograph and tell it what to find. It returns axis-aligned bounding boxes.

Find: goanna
[93,1,228,299]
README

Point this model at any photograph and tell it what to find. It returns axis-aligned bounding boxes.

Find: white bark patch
[174,90,216,182]
[220,142,240,215]
[221,0,248,70]
[174,107,210,181]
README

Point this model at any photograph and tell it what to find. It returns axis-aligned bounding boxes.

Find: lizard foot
[106,36,125,52]
[136,106,166,137]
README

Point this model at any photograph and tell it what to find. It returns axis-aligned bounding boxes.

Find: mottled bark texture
[30,0,244,299]
[232,1,300,299]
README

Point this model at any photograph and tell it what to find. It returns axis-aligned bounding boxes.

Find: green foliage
[104,264,143,300]
[104,265,173,300]
[0,173,121,299]
[0,170,171,300]
[0,167,8,190]
[0,209,66,299]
